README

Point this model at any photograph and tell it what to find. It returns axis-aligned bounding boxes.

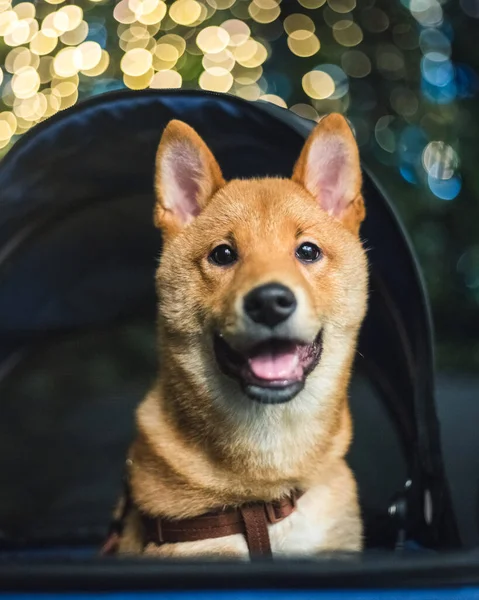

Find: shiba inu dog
[112,113,368,559]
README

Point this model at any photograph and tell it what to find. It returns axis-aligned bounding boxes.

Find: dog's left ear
[154,120,225,233]
[292,114,364,236]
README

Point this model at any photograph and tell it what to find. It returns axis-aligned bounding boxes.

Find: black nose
[244,283,297,328]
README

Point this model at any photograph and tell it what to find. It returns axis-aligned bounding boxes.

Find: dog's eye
[209,244,238,266]
[296,242,322,263]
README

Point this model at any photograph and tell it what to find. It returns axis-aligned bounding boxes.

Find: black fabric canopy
[0,89,459,551]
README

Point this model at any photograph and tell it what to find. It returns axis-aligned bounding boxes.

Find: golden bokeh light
[327,0,356,13]
[129,0,158,16]
[52,80,77,98]
[190,2,208,27]
[2,82,15,108]
[0,0,457,175]
[253,0,280,8]
[158,33,186,56]
[196,26,230,54]
[153,43,179,70]
[199,70,233,92]
[81,50,110,77]
[133,0,167,25]
[203,49,235,75]
[6,47,28,73]
[302,69,335,99]
[290,103,319,121]
[114,1,136,25]
[221,19,250,47]
[0,11,17,37]
[121,47,153,76]
[0,111,17,141]
[43,89,61,118]
[234,39,267,67]
[42,12,66,37]
[52,11,71,34]
[287,32,320,57]
[333,21,363,47]
[53,47,81,77]
[234,82,261,100]
[207,0,235,8]
[284,14,315,35]
[60,20,89,46]
[60,88,78,110]
[14,91,47,120]
[248,3,281,24]
[259,94,286,108]
[30,31,58,55]
[14,118,34,136]
[150,69,182,88]
[13,2,35,20]
[59,5,83,31]
[119,24,151,51]
[232,63,262,84]
[123,67,154,89]
[12,66,40,99]
[169,0,201,26]
[5,18,37,47]
[232,38,256,62]
[297,0,326,8]
[77,41,102,71]
[16,48,39,72]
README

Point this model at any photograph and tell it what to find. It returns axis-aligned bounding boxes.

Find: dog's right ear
[154,120,225,233]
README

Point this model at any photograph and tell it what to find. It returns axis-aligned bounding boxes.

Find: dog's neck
[149,327,355,470]
[127,329,356,518]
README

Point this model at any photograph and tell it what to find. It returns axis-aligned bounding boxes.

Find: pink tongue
[248,346,302,381]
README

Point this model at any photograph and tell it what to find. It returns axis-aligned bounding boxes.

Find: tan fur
[117,114,369,559]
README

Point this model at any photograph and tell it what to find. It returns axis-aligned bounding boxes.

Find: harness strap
[141,490,302,559]
[101,473,303,559]
[240,503,272,558]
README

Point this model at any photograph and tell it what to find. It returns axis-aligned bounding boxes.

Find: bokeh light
[0,0,466,214]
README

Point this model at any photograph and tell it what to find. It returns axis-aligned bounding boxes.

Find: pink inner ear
[306,136,352,217]
[162,144,203,224]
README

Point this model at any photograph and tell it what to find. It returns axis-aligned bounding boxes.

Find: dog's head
[154,115,368,409]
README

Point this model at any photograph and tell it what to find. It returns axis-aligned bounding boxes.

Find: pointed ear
[292,114,365,235]
[154,120,225,232]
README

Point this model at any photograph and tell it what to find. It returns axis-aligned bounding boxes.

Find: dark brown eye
[296,242,322,263]
[209,244,238,266]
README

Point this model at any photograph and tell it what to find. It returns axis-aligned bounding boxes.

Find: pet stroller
[0,90,469,593]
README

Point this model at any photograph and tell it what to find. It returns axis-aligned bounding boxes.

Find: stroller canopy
[0,90,458,551]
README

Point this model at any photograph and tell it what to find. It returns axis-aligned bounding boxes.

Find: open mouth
[213,331,322,404]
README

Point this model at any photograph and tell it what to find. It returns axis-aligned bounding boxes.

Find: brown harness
[102,481,303,559]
